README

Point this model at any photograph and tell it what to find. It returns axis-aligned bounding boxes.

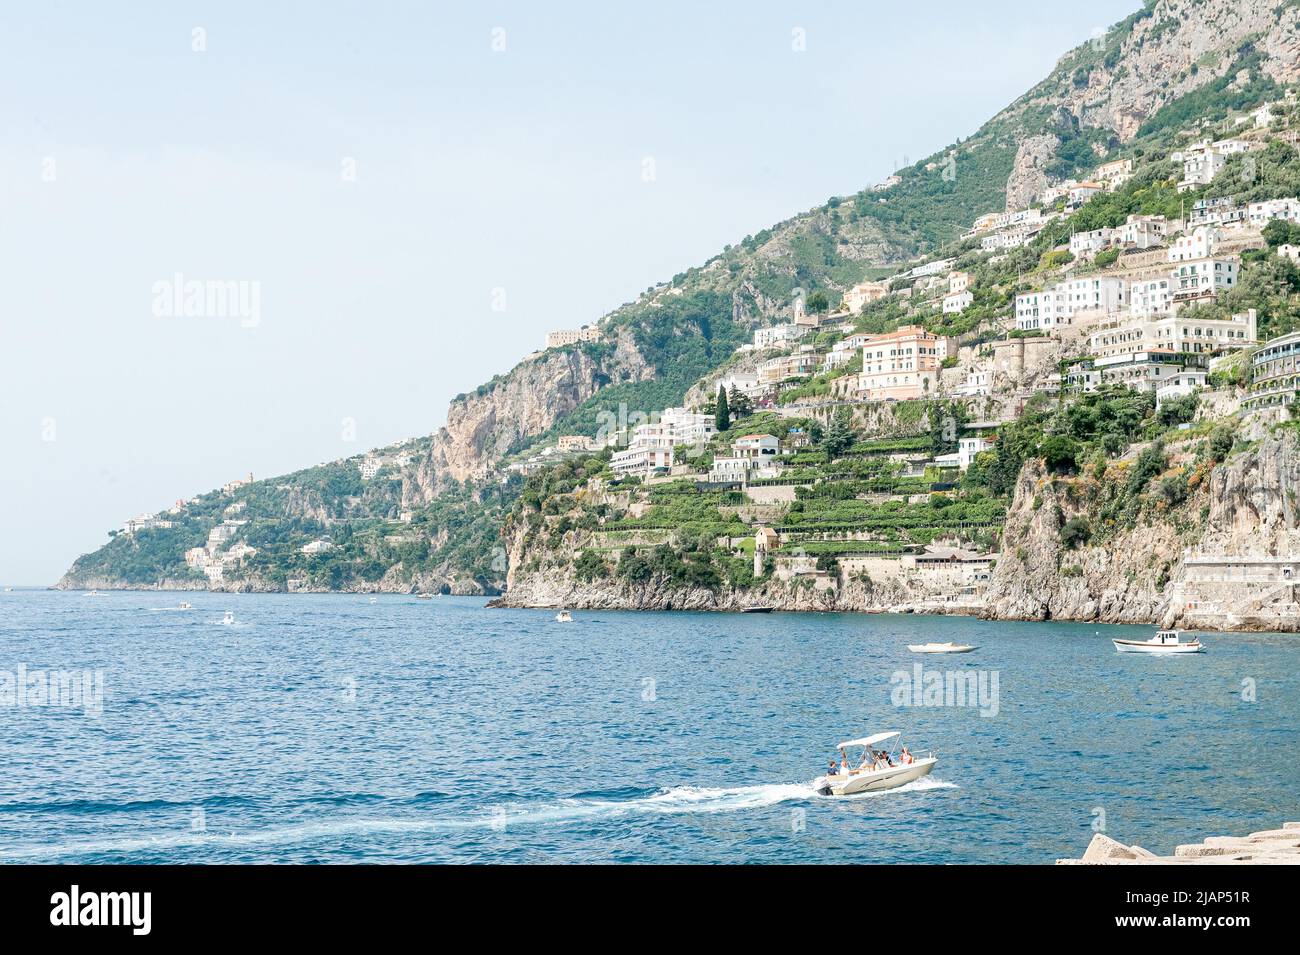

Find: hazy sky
[0,1,1140,584]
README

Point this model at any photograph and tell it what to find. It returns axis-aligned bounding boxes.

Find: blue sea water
[0,589,1295,864]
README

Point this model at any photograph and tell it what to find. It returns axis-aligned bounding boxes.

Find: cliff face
[429,329,652,484]
[989,0,1299,194]
[494,429,1300,632]
[1056,0,1300,142]
[985,429,1300,631]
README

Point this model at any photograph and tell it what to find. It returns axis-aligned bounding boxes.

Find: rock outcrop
[1060,823,1300,864]
[429,329,653,484]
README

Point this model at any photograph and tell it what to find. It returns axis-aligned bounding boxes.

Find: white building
[942,289,973,314]
[1129,277,1172,318]
[732,434,781,459]
[1279,244,1300,263]
[753,324,805,349]
[716,371,764,400]
[1116,214,1168,250]
[1248,198,1300,227]
[545,326,600,349]
[951,368,992,398]
[1171,257,1238,307]
[1014,277,1127,332]
[842,280,891,313]
[1094,158,1133,191]
[1089,309,1256,361]
[981,226,1040,251]
[1156,369,1209,404]
[359,454,384,480]
[1179,149,1227,191]
[935,436,993,471]
[1069,228,1115,260]
[610,445,673,477]
[1067,182,1104,208]
[709,455,751,484]
[1189,197,1245,229]
[1169,225,1220,262]
[657,407,717,445]
[301,539,333,555]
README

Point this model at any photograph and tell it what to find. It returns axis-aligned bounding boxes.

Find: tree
[728,386,753,420]
[821,408,856,457]
[715,385,730,432]
[1060,516,1092,549]
[1041,434,1081,474]
[807,291,829,313]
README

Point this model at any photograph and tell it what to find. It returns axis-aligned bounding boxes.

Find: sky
[0,0,1141,584]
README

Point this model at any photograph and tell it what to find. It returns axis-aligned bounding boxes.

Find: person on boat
[828,759,838,777]
[839,752,851,776]
[899,746,913,765]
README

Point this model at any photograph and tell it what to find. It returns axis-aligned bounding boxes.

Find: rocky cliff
[985,424,1300,631]
[429,329,653,483]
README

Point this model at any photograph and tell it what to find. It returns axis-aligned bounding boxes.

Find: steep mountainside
[60,0,1300,592]
[425,0,1300,484]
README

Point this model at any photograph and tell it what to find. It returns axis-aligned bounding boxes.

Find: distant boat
[83,591,106,597]
[1113,629,1204,654]
[909,642,978,654]
[369,597,378,604]
[178,602,193,610]
[416,593,433,600]
[742,606,775,613]
[555,610,573,623]
[220,610,235,626]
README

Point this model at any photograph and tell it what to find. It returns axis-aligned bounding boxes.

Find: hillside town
[488,85,1300,627]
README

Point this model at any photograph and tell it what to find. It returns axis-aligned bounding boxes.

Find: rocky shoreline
[53,576,497,597]
[1060,824,1300,864]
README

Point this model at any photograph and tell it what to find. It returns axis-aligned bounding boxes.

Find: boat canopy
[837,731,900,750]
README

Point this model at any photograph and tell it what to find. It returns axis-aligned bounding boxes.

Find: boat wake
[0,779,957,860]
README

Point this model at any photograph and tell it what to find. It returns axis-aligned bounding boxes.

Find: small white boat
[908,641,977,654]
[83,590,106,597]
[178,602,193,610]
[1113,629,1203,654]
[555,610,573,623]
[416,593,433,600]
[369,597,378,604]
[814,731,937,796]
[220,610,235,626]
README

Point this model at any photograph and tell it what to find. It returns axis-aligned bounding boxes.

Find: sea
[0,589,1295,863]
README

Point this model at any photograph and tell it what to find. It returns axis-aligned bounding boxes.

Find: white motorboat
[555,610,573,623]
[1113,629,1203,654]
[813,731,937,796]
[908,641,977,654]
[178,602,193,610]
[220,610,235,626]
[83,590,106,597]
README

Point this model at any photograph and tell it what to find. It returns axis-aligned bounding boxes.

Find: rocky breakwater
[1059,823,1300,864]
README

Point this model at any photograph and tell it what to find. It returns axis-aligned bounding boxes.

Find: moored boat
[555,610,573,623]
[1113,629,1203,654]
[908,641,977,653]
